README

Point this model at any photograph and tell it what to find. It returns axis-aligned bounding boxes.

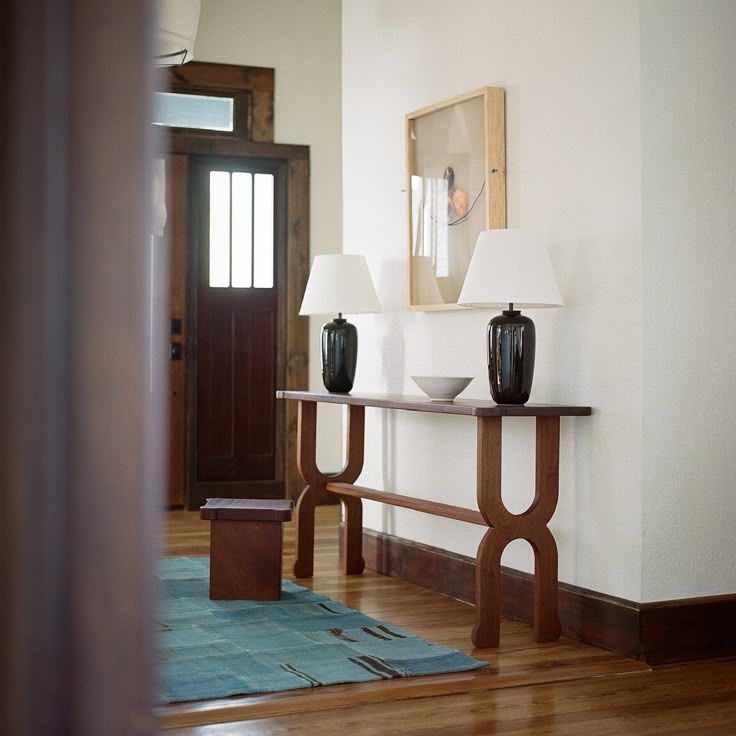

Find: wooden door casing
[159,62,310,510]
[166,154,188,506]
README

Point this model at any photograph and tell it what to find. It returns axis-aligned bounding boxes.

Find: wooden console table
[276,390,591,648]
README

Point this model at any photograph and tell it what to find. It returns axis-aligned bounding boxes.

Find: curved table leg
[473,415,561,648]
[472,527,507,648]
[293,488,317,578]
[341,496,365,574]
[531,526,562,642]
[292,400,366,578]
[292,401,319,577]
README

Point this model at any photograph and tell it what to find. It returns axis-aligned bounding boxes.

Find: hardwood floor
[158,507,736,735]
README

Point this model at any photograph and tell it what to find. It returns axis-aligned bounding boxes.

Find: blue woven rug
[157,557,487,703]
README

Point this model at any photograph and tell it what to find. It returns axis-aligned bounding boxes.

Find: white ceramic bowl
[411,376,473,402]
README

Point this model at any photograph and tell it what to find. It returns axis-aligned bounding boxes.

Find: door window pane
[207,169,274,289]
[153,92,234,132]
[253,174,274,288]
[209,172,230,287]
[231,173,253,288]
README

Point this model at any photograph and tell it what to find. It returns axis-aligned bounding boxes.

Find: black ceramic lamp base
[321,317,357,393]
[487,310,536,405]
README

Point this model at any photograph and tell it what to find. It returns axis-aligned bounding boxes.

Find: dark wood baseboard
[640,594,736,665]
[362,528,736,665]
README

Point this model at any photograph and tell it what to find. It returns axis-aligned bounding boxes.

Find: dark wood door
[190,156,286,505]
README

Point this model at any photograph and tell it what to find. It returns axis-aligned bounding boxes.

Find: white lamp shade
[156,0,200,65]
[457,229,563,308]
[299,254,381,316]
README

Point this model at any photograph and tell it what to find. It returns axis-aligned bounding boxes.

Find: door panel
[197,300,276,480]
[190,156,285,503]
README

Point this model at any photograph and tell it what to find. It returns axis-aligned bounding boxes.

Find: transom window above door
[153,92,235,132]
[209,171,274,289]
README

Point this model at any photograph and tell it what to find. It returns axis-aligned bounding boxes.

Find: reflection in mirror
[411,254,444,305]
[406,87,506,310]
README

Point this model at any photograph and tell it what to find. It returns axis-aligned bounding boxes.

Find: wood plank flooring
[157,507,736,735]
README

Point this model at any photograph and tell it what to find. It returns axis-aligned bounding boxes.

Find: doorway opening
[158,61,309,509]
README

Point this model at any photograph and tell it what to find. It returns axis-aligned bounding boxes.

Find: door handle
[170,342,183,361]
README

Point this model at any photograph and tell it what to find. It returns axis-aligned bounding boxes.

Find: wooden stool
[200,498,293,601]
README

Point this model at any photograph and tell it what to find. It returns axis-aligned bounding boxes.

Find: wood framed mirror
[406,87,506,310]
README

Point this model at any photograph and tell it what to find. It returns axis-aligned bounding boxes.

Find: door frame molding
[159,62,309,508]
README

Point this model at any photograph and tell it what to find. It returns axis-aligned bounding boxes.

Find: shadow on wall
[378,258,406,536]
[539,231,595,589]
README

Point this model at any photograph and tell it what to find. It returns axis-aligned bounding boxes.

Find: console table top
[276,390,592,417]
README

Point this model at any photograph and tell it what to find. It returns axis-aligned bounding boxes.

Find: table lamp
[457,229,562,405]
[299,254,381,393]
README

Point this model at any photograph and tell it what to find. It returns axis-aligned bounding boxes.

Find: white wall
[194,0,344,469]
[640,0,736,601]
[343,0,644,601]
[194,0,736,604]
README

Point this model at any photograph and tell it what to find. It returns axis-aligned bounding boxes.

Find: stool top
[200,498,294,522]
